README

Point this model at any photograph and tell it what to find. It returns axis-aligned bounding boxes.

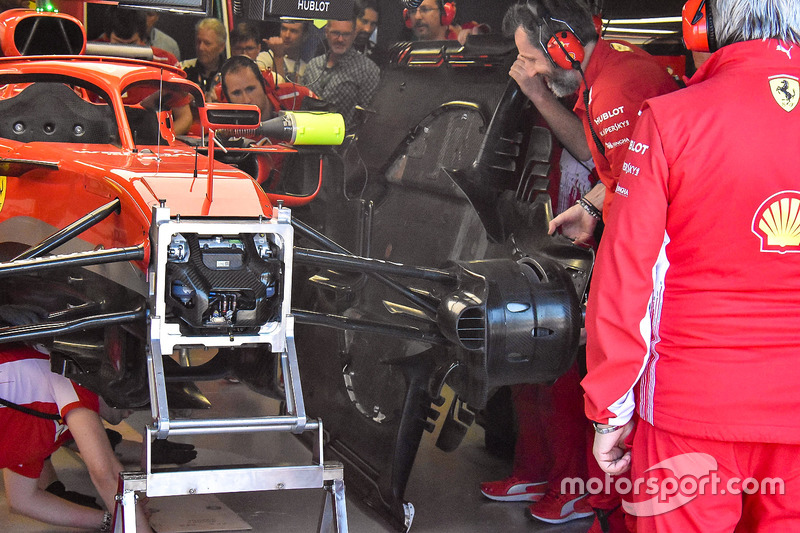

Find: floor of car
[0,373,592,533]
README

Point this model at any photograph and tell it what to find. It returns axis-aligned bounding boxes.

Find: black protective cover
[292,36,592,531]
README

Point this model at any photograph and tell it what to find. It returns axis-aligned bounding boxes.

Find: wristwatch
[100,511,113,532]
[593,422,623,434]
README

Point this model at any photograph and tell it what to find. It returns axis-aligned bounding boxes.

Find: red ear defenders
[404,1,456,29]
[530,2,587,70]
[592,14,603,36]
[546,29,585,69]
[682,0,717,52]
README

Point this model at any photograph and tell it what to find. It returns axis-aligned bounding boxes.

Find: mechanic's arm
[3,468,106,529]
[548,183,605,243]
[171,103,193,136]
[593,420,635,475]
[67,407,154,532]
[582,106,668,475]
[509,58,591,161]
[264,36,289,79]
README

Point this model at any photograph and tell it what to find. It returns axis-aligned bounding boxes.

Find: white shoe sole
[481,491,546,502]
[528,510,595,524]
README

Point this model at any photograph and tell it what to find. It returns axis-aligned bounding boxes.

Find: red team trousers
[630,422,800,532]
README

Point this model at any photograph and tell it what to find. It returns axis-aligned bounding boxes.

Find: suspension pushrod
[292,218,445,315]
[0,245,144,277]
[0,308,146,344]
[293,310,447,345]
[14,198,122,260]
[294,248,456,284]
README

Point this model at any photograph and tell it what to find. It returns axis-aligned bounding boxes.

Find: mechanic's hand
[509,59,552,103]
[592,419,635,476]
[264,36,287,57]
[45,480,102,510]
[151,439,197,465]
[548,203,598,245]
[105,428,123,450]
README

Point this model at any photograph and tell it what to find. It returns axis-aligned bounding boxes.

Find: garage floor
[0,375,593,533]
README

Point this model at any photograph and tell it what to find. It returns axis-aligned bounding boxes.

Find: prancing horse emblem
[769,75,799,112]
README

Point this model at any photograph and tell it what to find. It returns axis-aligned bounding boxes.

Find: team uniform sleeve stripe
[583,107,670,425]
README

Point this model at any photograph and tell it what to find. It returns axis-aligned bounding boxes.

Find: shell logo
[752,191,800,253]
[0,176,5,214]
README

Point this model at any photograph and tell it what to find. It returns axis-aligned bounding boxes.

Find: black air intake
[456,306,485,350]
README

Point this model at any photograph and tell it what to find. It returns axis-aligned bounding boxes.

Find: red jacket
[583,39,800,443]
[574,39,679,216]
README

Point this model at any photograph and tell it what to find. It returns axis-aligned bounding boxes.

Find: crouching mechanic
[0,343,153,531]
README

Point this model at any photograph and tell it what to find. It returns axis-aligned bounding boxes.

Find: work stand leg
[114,472,147,533]
[318,463,348,533]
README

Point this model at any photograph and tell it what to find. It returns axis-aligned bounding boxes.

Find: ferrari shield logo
[0,176,5,214]
[769,75,799,112]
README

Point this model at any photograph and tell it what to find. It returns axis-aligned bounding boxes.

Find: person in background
[104,7,193,135]
[303,17,379,131]
[143,10,181,60]
[105,7,179,67]
[352,0,387,66]
[584,0,800,530]
[220,55,276,120]
[402,0,490,44]
[0,343,152,532]
[181,18,228,99]
[257,20,309,84]
[230,21,263,60]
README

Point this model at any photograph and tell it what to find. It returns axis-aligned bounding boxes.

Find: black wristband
[578,197,602,220]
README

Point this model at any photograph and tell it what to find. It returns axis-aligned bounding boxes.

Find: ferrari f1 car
[0,8,594,532]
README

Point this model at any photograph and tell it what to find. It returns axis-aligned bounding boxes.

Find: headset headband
[530,2,585,68]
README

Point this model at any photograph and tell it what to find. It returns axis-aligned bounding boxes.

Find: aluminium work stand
[113,205,347,532]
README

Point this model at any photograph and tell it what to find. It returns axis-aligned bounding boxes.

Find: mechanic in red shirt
[493,0,678,529]
[0,343,152,531]
[402,0,489,44]
[503,4,678,245]
[584,0,800,530]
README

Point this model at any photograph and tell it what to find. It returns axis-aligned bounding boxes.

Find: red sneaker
[480,477,547,502]
[527,490,594,524]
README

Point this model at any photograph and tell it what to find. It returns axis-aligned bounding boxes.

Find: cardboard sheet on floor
[148,494,252,532]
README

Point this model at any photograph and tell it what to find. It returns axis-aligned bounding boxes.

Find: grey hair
[196,17,228,45]
[713,0,800,46]
[503,0,598,50]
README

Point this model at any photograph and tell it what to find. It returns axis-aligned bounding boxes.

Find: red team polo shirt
[584,39,800,443]
[574,38,679,216]
[0,345,99,478]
